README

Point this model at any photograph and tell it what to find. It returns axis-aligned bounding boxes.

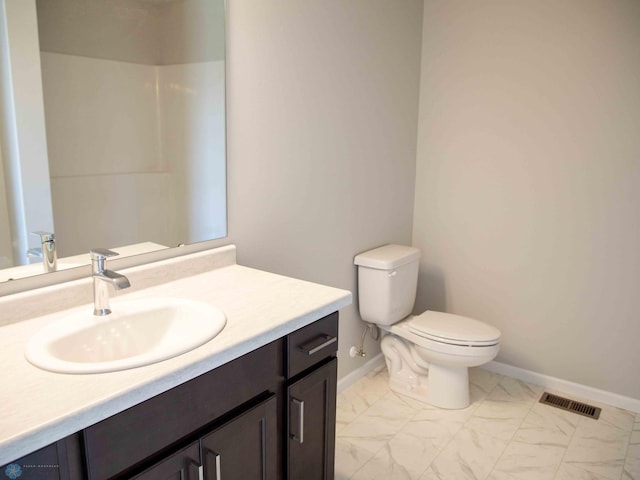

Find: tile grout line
[552,410,635,480]
[339,371,418,479]
[465,375,548,479]
[409,374,501,478]
[550,414,582,480]
[346,396,417,480]
[620,414,640,479]
[337,373,390,433]
[424,374,506,480]
[402,400,444,480]
[617,425,635,480]
[337,374,392,479]
[485,399,538,480]
[474,379,541,480]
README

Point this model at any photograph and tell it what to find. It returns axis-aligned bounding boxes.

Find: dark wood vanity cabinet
[131,396,278,480]
[0,434,83,480]
[287,360,337,480]
[83,338,284,480]
[2,312,339,480]
[286,313,339,480]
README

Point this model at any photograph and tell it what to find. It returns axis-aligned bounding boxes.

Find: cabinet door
[1,435,83,480]
[287,358,337,480]
[130,441,201,480]
[201,395,277,480]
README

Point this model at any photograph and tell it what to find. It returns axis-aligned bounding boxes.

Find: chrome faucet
[27,231,57,273]
[90,248,131,316]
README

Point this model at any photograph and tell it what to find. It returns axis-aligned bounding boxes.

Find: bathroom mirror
[0,0,226,283]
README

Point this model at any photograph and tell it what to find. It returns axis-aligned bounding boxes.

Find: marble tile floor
[335,365,640,480]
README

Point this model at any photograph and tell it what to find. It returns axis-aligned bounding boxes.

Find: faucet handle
[90,248,119,261]
[31,231,55,243]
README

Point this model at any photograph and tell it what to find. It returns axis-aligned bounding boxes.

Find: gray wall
[413,0,640,399]
[36,0,224,65]
[225,0,423,378]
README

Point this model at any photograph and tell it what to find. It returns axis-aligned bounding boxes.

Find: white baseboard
[337,356,640,414]
[483,361,640,414]
[337,353,385,393]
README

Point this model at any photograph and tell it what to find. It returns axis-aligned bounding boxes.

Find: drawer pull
[291,398,305,444]
[298,335,337,355]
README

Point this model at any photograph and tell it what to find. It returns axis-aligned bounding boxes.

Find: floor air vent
[539,392,601,419]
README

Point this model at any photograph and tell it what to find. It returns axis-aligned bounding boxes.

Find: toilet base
[381,334,472,409]
[386,364,471,410]
[424,363,470,409]
[387,372,431,405]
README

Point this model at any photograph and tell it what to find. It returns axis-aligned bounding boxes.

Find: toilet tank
[354,245,420,326]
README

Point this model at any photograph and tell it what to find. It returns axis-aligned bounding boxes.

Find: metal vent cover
[539,392,601,420]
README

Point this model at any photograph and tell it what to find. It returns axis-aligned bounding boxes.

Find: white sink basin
[25,298,226,374]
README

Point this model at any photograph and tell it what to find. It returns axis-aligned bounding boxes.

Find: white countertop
[0,247,352,465]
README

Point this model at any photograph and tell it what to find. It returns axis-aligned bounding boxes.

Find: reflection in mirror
[0,0,226,283]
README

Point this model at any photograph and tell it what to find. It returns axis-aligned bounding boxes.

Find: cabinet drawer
[286,312,338,378]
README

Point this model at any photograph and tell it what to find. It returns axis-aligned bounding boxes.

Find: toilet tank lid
[354,244,420,270]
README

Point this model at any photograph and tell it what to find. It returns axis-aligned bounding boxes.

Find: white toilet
[354,244,501,409]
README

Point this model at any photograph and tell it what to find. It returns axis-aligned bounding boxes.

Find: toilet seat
[408,311,500,347]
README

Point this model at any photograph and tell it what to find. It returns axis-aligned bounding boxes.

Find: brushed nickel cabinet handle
[298,335,337,355]
[181,461,203,480]
[206,449,222,480]
[291,398,305,444]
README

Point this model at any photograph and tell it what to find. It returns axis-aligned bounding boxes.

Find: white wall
[413,0,640,399]
[225,0,423,378]
[159,62,227,243]
[42,53,226,257]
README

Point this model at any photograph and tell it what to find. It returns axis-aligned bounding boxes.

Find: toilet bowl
[381,311,500,409]
[354,245,501,409]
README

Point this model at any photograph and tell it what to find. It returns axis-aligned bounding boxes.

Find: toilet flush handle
[388,270,397,277]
